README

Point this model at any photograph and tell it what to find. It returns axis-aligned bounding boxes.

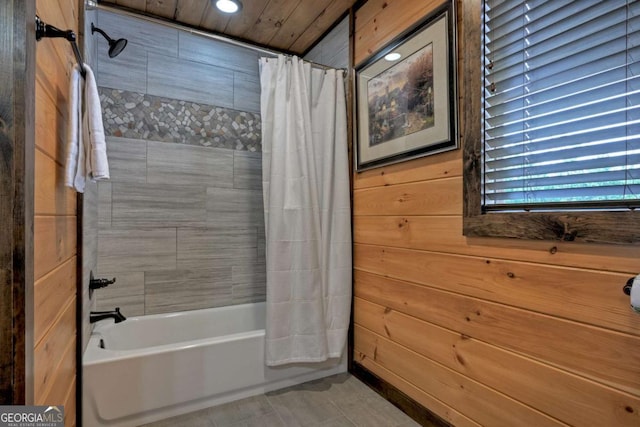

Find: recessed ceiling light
[215,0,242,14]
[384,52,402,61]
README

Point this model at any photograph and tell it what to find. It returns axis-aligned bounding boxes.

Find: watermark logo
[0,406,64,427]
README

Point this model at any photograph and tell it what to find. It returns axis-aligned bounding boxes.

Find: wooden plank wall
[34,0,78,424]
[352,1,640,426]
[0,0,35,405]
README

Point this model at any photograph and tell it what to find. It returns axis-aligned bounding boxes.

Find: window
[462,0,640,244]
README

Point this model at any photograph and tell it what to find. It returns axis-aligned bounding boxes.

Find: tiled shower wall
[304,17,349,69]
[93,9,271,316]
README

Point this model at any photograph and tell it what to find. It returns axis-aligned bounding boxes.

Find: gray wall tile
[105,137,147,183]
[207,187,264,228]
[232,263,266,286]
[177,228,257,270]
[95,10,267,315]
[178,32,262,74]
[232,263,266,304]
[96,293,145,317]
[81,181,98,351]
[234,71,261,113]
[111,183,207,227]
[82,286,94,353]
[98,10,178,57]
[303,17,349,70]
[234,151,262,189]
[82,182,99,279]
[84,8,99,70]
[319,18,349,68]
[257,229,266,259]
[147,53,235,108]
[305,44,323,65]
[98,228,177,273]
[98,182,112,227]
[232,291,265,305]
[147,140,234,187]
[325,46,349,71]
[94,272,145,316]
[145,268,233,314]
[97,41,147,93]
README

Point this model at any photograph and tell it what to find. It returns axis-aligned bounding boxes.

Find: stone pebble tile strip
[99,87,262,152]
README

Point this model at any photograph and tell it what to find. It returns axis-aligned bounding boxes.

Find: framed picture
[355,1,458,171]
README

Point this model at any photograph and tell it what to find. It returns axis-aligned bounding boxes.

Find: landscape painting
[366,44,434,147]
[355,2,457,171]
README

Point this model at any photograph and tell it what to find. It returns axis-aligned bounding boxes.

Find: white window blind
[482,0,640,209]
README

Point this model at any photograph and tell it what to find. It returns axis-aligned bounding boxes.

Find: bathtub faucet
[90,307,126,324]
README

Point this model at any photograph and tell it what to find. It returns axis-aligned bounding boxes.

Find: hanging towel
[65,64,83,191]
[65,64,109,193]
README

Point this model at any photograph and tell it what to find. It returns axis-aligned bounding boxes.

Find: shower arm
[35,15,86,78]
[90,24,114,43]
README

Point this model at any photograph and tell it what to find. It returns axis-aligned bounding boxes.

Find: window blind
[482,0,640,209]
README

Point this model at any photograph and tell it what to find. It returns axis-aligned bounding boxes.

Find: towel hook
[35,15,86,78]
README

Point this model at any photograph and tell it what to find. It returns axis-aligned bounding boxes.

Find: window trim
[461,0,640,245]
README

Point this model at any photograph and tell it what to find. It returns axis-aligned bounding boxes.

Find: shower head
[91,23,128,58]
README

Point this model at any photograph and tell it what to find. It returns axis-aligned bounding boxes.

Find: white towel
[65,64,109,193]
[65,64,83,191]
[84,64,109,181]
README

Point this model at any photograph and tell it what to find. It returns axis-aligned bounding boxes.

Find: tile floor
[141,373,421,427]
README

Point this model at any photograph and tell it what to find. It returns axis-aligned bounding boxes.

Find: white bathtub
[83,302,346,427]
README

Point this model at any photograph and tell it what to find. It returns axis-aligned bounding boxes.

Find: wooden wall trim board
[356,297,640,426]
[354,216,640,273]
[34,216,77,281]
[33,257,76,346]
[353,149,462,190]
[0,0,36,405]
[355,327,566,427]
[39,335,76,407]
[354,244,640,335]
[353,0,444,66]
[34,0,76,99]
[354,178,462,216]
[34,0,79,418]
[33,298,75,404]
[355,269,640,395]
[35,149,77,216]
[35,84,67,162]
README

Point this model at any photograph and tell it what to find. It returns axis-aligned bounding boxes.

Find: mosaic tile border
[99,87,262,152]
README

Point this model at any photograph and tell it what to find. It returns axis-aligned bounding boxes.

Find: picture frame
[355,1,458,171]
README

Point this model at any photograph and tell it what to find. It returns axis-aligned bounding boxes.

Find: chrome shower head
[91,23,128,58]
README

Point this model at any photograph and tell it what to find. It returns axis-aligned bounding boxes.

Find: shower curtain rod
[95,3,347,73]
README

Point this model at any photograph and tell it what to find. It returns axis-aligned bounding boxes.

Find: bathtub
[83,302,346,426]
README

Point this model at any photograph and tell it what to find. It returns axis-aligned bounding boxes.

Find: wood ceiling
[99,0,357,54]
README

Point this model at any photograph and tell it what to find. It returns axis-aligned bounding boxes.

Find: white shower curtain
[259,55,352,366]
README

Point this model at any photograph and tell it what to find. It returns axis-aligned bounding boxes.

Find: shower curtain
[259,55,352,366]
